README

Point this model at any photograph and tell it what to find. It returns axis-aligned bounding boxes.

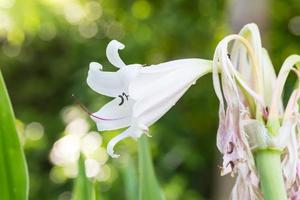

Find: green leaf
[0,70,29,200]
[73,155,93,200]
[138,135,165,200]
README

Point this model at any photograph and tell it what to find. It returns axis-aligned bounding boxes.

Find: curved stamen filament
[218,34,265,108]
[72,94,125,121]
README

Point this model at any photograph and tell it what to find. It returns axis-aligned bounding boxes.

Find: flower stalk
[255,149,287,200]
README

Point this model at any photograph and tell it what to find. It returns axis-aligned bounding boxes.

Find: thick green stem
[255,149,287,200]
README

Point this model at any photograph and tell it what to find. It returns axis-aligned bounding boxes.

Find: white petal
[106,40,126,68]
[91,98,134,131]
[261,49,277,106]
[283,89,300,121]
[269,55,300,119]
[107,127,142,158]
[141,58,211,74]
[282,122,298,188]
[131,64,210,126]
[118,64,141,92]
[129,59,212,101]
[87,62,124,97]
[90,61,103,70]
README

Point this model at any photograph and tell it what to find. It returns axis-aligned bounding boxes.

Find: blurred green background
[0,0,299,199]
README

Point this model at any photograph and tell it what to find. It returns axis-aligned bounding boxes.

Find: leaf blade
[0,70,29,200]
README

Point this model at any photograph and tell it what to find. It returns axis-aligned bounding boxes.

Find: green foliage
[0,0,299,199]
[138,135,165,200]
[0,70,28,200]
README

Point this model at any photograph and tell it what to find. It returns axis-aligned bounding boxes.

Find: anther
[226,142,234,154]
[226,161,235,170]
[118,95,124,105]
[227,53,231,59]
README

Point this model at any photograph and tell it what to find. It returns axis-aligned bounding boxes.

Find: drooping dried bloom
[212,23,300,199]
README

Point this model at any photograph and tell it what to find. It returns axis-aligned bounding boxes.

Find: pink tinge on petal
[296,162,300,176]
[291,189,300,200]
[90,114,126,121]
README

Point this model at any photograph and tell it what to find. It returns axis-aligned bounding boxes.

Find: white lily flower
[212,23,300,199]
[87,40,212,158]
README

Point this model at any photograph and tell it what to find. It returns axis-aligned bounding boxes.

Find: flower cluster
[212,23,300,199]
[86,24,300,199]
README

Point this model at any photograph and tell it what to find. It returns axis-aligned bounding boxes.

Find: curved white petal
[129,59,212,101]
[107,127,142,158]
[106,40,126,68]
[91,98,134,131]
[269,55,300,119]
[87,62,124,97]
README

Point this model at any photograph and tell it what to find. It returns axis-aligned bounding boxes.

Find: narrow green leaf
[0,70,29,200]
[73,155,93,200]
[138,135,165,200]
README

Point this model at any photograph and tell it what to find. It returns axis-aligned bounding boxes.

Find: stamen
[227,53,231,60]
[226,142,234,154]
[226,161,235,170]
[118,95,124,106]
[263,106,269,122]
[72,94,121,121]
[118,93,129,105]
[122,92,129,100]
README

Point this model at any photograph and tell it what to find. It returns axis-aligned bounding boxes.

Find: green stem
[93,181,100,200]
[255,149,287,200]
[138,135,164,200]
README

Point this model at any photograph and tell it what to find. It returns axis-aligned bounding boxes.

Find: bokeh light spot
[85,158,100,178]
[64,2,85,25]
[78,21,98,38]
[2,43,20,57]
[288,16,300,36]
[131,0,152,20]
[81,132,102,156]
[85,1,102,21]
[50,135,81,166]
[25,122,44,141]
[0,0,15,9]
[65,118,90,137]
[39,22,57,41]
[50,166,67,184]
